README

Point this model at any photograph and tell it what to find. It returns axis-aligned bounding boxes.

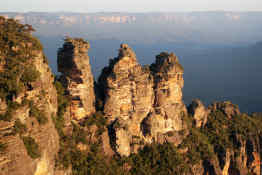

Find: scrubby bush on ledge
[22,136,41,159]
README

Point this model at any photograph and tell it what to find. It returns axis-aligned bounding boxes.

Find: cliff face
[192,102,261,175]
[99,44,154,156]
[0,17,59,175]
[1,17,262,175]
[57,38,95,120]
[99,45,187,156]
[144,52,187,141]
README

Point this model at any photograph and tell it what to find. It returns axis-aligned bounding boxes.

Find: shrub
[53,80,71,138]
[180,128,214,164]
[72,123,87,144]
[29,104,48,125]
[0,142,7,153]
[202,111,233,150]
[128,143,190,175]
[20,66,40,84]
[83,111,107,136]
[13,120,27,135]
[0,101,20,121]
[22,136,41,159]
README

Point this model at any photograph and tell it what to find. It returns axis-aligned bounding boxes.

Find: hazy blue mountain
[183,42,262,112]
[1,12,262,45]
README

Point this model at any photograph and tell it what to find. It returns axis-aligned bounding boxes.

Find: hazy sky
[1,0,262,12]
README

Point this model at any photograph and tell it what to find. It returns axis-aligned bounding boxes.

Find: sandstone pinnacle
[57,38,95,120]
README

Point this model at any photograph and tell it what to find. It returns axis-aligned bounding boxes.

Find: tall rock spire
[101,43,154,124]
[57,38,95,120]
[99,44,154,156]
[98,45,187,156]
[143,52,187,140]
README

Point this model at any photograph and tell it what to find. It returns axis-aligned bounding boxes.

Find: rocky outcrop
[99,44,154,156]
[198,103,260,175]
[0,44,59,174]
[57,38,96,120]
[101,44,154,124]
[188,99,208,128]
[208,101,240,118]
[229,131,261,175]
[145,52,187,139]
[99,46,187,156]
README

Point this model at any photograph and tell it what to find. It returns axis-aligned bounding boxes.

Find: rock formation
[144,52,187,139]
[99,45,187,156]
[208,101,240,118]
[99,44,154,156]
[57,38,96,120]
[1,17,262,174]
[188,99,208,128]
[0,18,59,175]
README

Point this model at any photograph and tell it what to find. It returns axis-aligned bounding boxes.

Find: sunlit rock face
[153,52,184,105]
[101,44,154,132]
[188,99,208,128]
[145,52,187,140]
[0,47,59,175]
[99,46,187,156]
[57,38,96,120]
[99,44,154,156]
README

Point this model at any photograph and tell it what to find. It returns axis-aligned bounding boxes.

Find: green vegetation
[13,119,27,135]
[128,143,189,175]
[29,103,48,125]
[53,80,71,137]
[0,17,47,160]
[201,111,233,151]
[22,136,41,159]
[60,142,190,175]
[180,128,214,165]
[0,142,7,153]
[0,101,20,121]
[55,111,108,171]
[201,111,262,151]
[20,66,40,84]
[0,16,42,101]
[83,111,107,135]
[53,79,116,173]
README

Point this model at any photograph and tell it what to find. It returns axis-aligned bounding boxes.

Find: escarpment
[0,17,59,175]
[57,38,95,120]
[1,16,262,175]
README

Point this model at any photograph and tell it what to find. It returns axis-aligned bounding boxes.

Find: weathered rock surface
[230,131,261,175]
[99,46,187,156]
[99,44,154,156]
[188,99,208,128]
[58,38,96,120]
[208,101,240,118]
[146,52,187,138]
[0,51,59,175]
